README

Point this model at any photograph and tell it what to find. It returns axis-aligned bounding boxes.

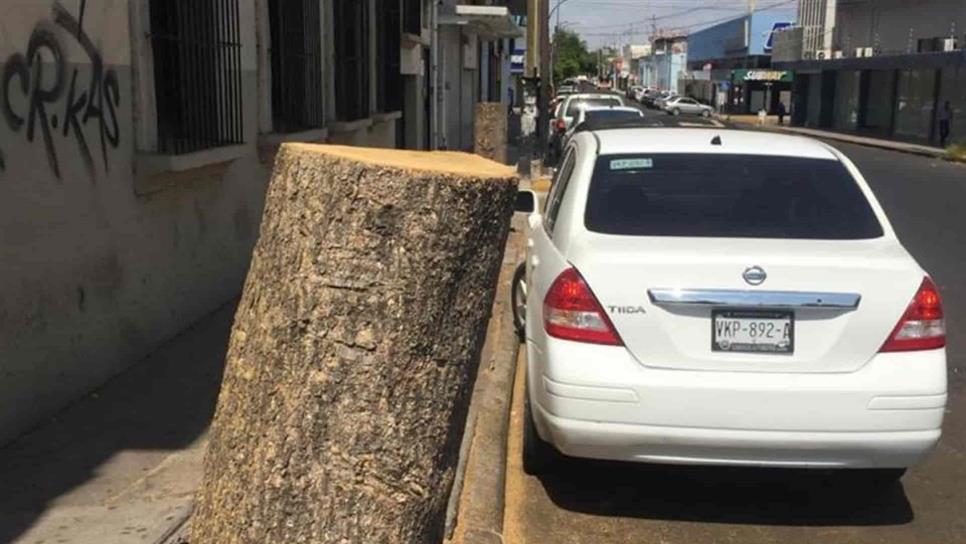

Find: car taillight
[543,268,623,346]
[555,118,566,131]
[880,277,946,352]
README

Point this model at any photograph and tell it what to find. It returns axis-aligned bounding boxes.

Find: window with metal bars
[376,0,402,113]
[268,0,323,133]
[149,0,244,154]
[334,0,370,122]
[403,0,422,36]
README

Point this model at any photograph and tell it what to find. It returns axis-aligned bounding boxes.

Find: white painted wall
[0,0,269,444]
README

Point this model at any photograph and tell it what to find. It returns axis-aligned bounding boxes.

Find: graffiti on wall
[1,0,120,182]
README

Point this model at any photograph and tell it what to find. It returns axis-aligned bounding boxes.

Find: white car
[563,106,644,145]
[664,96,714,117]
[512,128,947,484]
[553,93,624,133]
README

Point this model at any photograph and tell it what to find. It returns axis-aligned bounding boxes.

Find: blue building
[639,33,688,92]
[684,7,795,114]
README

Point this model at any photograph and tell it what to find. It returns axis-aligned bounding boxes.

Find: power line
[578,0,796,36]
[574,0,795,32]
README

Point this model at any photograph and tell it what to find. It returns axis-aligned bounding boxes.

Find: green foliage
[553,28,596,83]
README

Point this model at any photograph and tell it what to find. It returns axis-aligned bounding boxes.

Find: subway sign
[733,69,794,82]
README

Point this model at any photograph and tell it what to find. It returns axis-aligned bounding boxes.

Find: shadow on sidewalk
[539,458,914,527]
[0,302,236,543]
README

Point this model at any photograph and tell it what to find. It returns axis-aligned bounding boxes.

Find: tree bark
[190,144,518,544]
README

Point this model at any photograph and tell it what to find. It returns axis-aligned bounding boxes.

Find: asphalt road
[504,130,966,543]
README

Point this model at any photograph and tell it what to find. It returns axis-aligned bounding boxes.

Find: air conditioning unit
[941,38,958,51]
[833,50,844,59]
[815,49,832,60]
[864,47,875,57]
[854,47,866,58]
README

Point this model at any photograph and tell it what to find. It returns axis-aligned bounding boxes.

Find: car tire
[523,385,557,475]
[672,108,681,116]
[702,109,712,118]
[511,263,527,342]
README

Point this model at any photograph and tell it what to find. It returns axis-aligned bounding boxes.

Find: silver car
[663,96,714,117]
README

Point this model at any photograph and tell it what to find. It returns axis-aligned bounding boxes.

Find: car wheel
[672,108,681,116]
[511,263,527,342]
[523,385,557,475]
[702,109,711,118]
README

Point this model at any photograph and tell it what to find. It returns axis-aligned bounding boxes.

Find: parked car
[641,89,661,108]
[512,128,947,485]
[654,91,678,110]
[663,96,714,117]
[549,94,624,162]
[626,85,644,100]
[563,106,644,145]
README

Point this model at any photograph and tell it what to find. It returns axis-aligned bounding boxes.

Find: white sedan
[512,128,947,485]
[562,106,644,145]
[664,96,714,117]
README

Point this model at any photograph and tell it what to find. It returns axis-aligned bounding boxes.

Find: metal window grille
[268,0,323,133]
[334,0,370,122]
[150,0,243,154]
[376,0,402,113]
[403,0,421,36]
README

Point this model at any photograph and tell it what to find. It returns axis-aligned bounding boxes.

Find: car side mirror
[515,190,537,214]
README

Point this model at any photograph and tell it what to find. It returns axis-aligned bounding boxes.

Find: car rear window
[584,110,642,123]
[566,98,621,117]
[585,154,884,239]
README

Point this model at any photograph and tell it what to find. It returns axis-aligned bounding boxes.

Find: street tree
[190,144,518,543]
[553,28,596,83]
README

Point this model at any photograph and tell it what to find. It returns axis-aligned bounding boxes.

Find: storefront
[725,69,795,114]
[782,52,966,145]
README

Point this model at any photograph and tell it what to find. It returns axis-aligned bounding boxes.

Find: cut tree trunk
[190,144,518,544]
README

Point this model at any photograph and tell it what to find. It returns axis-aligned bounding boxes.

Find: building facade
[0,0,520,445]
[774,0,966,145]
[683,7,796,113]
[639,33,687,91]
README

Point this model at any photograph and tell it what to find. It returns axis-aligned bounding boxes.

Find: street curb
[444,221,525,544]
[156,504,193,544]
[733,121,948,160]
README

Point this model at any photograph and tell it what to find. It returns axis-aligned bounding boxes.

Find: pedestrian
[777,100,787,126]
[939,101,953,148]
[508,86,515,115]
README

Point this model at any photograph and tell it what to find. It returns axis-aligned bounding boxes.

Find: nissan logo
[743,266,767,286]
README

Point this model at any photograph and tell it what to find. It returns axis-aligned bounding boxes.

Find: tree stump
[190,144,518,544]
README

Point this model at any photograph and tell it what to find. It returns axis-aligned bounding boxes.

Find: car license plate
[712,310,794,354]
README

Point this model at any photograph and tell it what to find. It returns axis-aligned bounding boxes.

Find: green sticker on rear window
[610,158,653,170]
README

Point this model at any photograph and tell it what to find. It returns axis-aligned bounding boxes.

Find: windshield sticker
[610,158,653,170]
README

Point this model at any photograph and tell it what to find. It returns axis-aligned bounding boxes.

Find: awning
[440,5,524,39]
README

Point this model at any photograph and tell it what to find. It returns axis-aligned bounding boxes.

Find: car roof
[581,106,640,113]
[587,128,840,160]
[572,116,720,133]
[565,93,622,101]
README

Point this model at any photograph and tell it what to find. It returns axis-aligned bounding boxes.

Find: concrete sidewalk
[0,304,234,544]
[728,115,947,159]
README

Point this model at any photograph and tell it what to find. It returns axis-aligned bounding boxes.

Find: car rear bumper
[528,340,946,468]
[533,400,941,468]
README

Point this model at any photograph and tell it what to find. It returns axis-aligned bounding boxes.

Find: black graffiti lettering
[25,25,66,179]
[103,71,120,148]
[0,1,122,181]
[63,68,95,180]
[2,53,29,131]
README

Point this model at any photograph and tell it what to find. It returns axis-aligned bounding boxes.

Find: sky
[554,0,800,48]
